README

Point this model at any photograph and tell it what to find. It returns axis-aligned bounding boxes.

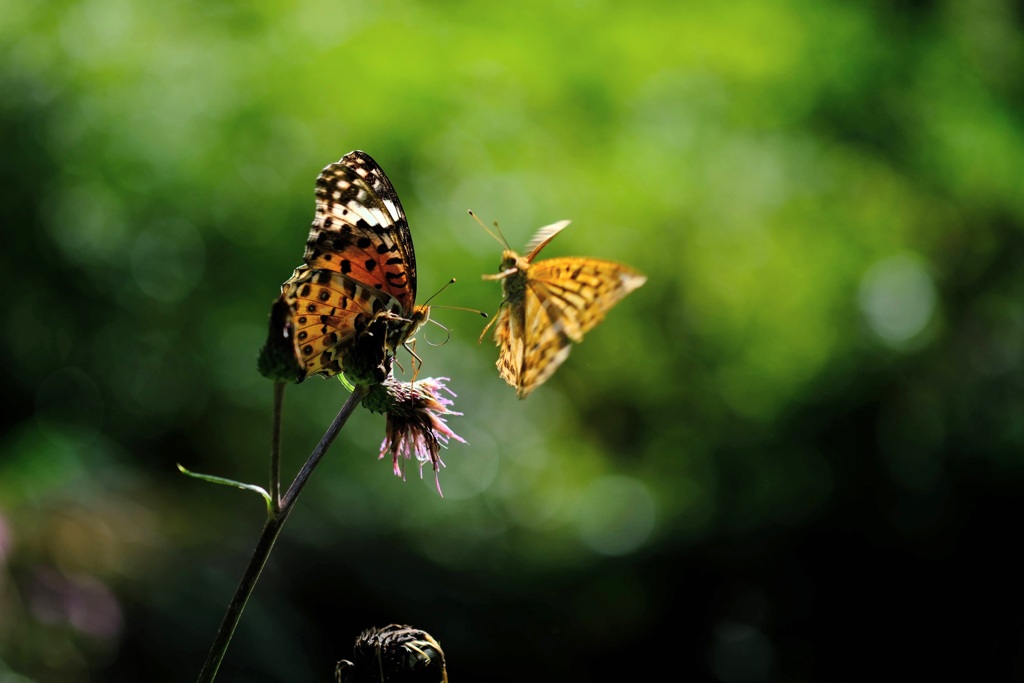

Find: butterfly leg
[478,308,503,344]
[403,339,424,382]
[479,268,515,342]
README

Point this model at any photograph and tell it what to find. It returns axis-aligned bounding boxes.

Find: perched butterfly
[478,216,647,398]
[258,151,429,385]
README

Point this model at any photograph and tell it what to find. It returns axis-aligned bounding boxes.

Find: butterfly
[479,217,647,398]
[258,151,429,385]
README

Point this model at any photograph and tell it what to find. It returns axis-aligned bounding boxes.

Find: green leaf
[177,463,273,515]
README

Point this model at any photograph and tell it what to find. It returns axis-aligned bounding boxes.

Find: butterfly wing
[282,265,402,380]
[494,280,574,399]
[305,150,418,310]
[496,256,646,398]
[493,293,530,397]
[529,257,647,337]
[259,151,423,383]
[523,220,572,261]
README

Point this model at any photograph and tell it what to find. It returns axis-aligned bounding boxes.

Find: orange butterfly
[479,217,646,398]
[259,151,429,384]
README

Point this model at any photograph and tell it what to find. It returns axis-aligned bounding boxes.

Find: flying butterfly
[477,214,647,398]
[258,151,429,385]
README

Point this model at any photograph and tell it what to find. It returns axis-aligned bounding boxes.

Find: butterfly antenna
[421,278,457,307]
[468,209,510,249]
[423,278,488,318]
[432,304,487,318]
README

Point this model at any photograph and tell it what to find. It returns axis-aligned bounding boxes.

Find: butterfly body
[494,250,530,307]
[484,220,646,399]
[259,151,428,384]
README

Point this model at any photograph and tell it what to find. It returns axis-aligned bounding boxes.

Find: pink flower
[366,376,466,496]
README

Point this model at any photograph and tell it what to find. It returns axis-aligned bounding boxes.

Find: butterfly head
[407,305,432,339]
[499,250,520,273]
[378,305,431,352]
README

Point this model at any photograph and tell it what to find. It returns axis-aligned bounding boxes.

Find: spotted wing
[304,150,418,312]
[498,257,646,398]
[262,265,403,382]
[528,257,646,337]
[494,288,573,399]
[258,151,425,383]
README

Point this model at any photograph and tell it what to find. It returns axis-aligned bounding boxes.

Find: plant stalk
[270,381,285,510]
[196,384,367,683]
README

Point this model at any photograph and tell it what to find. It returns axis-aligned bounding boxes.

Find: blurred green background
[3,0,1024,680]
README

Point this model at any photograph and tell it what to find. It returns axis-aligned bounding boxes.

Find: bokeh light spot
[575,475,657,556]
[130,219,205,303]
[859,252,938,347]
[46,182,131,268]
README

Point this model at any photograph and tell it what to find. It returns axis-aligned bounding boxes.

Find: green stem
[270,381,286,510]
[196,384,368,683]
